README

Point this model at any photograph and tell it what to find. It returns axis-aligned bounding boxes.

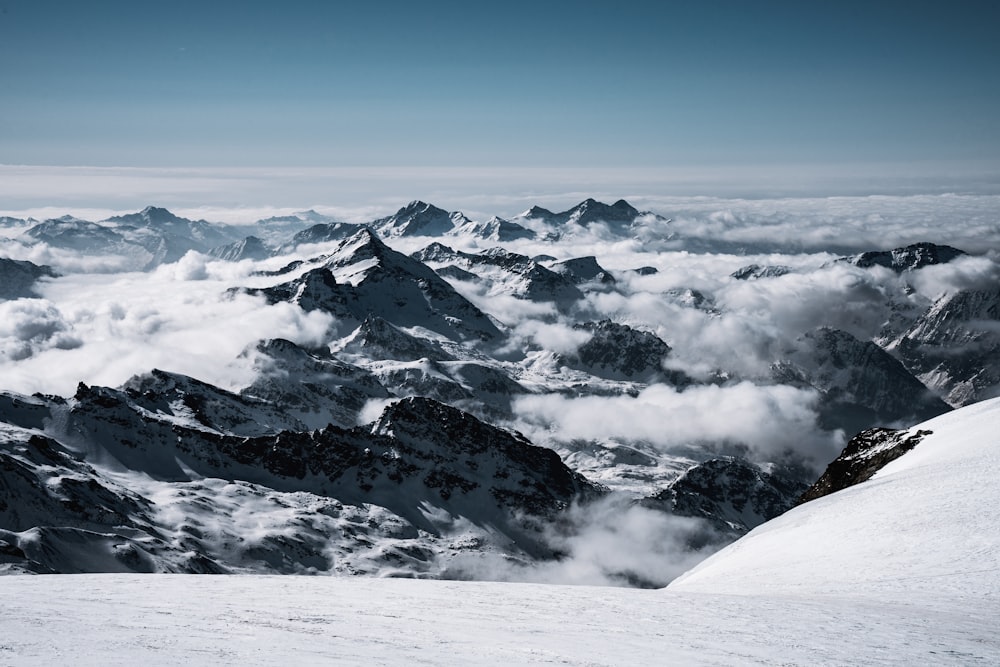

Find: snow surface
[4,397,1000,665]
[1,575,996,666]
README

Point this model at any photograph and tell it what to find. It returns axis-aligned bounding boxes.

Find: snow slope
[671,396,1000,601]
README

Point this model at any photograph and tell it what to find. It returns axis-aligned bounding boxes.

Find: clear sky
[2,0,999,170]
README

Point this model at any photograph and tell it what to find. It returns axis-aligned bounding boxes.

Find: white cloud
[0,259,337,396]
[445,496,722,587]
[510,382,840,465]
[0,299,82,361]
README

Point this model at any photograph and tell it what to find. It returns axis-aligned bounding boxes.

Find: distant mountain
[513,198,664,238]
[0,216,36,227]
[730,264,791,280]
[257,209,335,226]
[838,242,967,273]
[24,217,129,254]
[451,216,535,242]
[105,206,238,264]
[516,198,643,226]
[278,222,365,251]
[0,258,58,300]
[374,201,471,238]
[208,235,273,261]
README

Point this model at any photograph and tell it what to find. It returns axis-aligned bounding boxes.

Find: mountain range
[1,197,996,583]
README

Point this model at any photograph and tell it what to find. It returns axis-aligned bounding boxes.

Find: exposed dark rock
[730,264,791,280]
[0,258,59,300]
[642,457,809,538]
[839,242,966,273]
[797,428,931,504]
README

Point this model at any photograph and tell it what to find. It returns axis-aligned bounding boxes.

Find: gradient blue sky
[2,0,999,169]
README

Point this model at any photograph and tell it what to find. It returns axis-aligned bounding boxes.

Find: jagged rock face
[369,398,603,519]
[560,320,673,382]
[550,256,616,285]
[642,457,808,538]
[841,242,967,273]
[208,235,272,261]
[730,264,791,280]
[0,258,58,300]
[241,338,391,429]
[797,427,931,504]
[889,288,1000,406]
[122,368,308,436]
[374,201,470,238]
[777,328,951,434]
[251,229,502,342]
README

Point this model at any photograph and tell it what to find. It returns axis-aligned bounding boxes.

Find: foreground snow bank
[671,396,1000,600]
[1,575,996,665]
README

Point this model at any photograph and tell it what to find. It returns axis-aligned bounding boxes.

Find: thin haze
[1,1,998,172]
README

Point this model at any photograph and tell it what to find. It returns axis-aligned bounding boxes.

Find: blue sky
[2,1,999,170]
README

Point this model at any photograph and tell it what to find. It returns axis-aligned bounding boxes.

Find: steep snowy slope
[670,396,1000,598]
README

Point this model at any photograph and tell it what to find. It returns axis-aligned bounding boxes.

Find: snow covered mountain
[450,215,535,241]
[888,287,1000,406]
[248,228,503,342]
[374,201,472,238]
[412,244,584,305]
